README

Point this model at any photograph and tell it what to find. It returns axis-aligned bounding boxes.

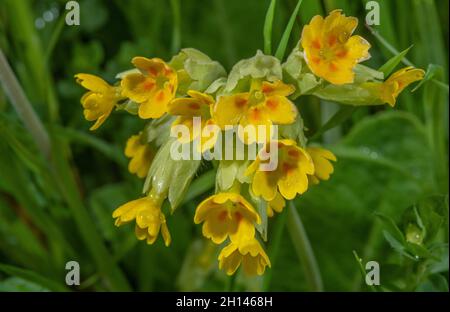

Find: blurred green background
[0,0,448,291]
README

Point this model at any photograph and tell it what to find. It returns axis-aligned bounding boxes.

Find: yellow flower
[112,196,171,246]
[194,192,261,244]
[306,147,336,185]
[246,139,314,201]
[125,134,154,178]
[218,238,271,276]
[75,74,122,130]
[213,80,297,143]
[121,57,177,119]
[379,67,425,107]
[301,9,371,85]
[267,192,286,217]
[168,90,219,151]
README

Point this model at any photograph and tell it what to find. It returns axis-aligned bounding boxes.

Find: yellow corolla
[75,73,122,130]
[306,147,337,185]
[125,134,154,179]
[379,67,425,107]
[213,80,297,143]
[121,57,177,119]
[218,238,271,276]
[301,9,371,85]
[246,139,314,201]
[112,196,171,246]
[194,192,261,244]
[267,192,286,217]
[168,90,219,152]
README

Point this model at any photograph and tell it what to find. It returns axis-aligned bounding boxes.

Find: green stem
[0,49,51,159]
[286,201,323,291]
[262,208,287,291]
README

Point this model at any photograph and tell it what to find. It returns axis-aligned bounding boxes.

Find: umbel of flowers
[75,10,424,276]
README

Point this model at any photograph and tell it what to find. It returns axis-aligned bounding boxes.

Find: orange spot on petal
[312,40,321,49]
[311,56,321,64]
[189,103,200,110]
[328,35,337,47]
[148,67,158,76]
[156,91,165,102]
[329,62,338,72]
[235,98,247,108]
[250,109,261,121]
[235,212,243,223]
[266,98,278,110]
[218,210,228,221]
[282,163,295,174]
[143,81,155,90]
[288,149,300,159]
[262,84,273,94]
[335,50,347,58]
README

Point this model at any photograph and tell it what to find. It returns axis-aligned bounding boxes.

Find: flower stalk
[286,201,324,291]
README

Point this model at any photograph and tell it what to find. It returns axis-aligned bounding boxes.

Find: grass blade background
[275,0,303,60]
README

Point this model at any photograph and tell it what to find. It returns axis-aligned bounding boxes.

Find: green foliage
[0,0,448,292]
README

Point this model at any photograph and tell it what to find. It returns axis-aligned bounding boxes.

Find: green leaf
[310,106,356,140]
[182,170,215,204]
[416,274,449,292]
[0,277,50,292]
[412,64,444,92]
[375,212,407,246]
[263,0,277,55]
[378,45,412,77]
[270,111,434,291]
[274,0,303,60]
[0,263,68,292]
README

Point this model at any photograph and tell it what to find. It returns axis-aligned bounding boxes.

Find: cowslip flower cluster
[75,10,423,277]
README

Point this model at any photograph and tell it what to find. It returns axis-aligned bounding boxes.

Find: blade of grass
[286,201,323,291]
[0,49,51,159]
[274,0,303,61]
[4,0,59,122]
[352,250,376,292]
[0,263,69,292]
[263,0,277,55]
[0,47,131,291]
[45,12,67,64]
[378,45,412,77]
[367,25,448,92]
[412,64,445,92]
[170,0,181,54]
[54,126,127,167]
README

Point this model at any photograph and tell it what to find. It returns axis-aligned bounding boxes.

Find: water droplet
[35,18,45,29]
[43,11,54,22]
[51,7,59,18]
[361,146,371,155]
